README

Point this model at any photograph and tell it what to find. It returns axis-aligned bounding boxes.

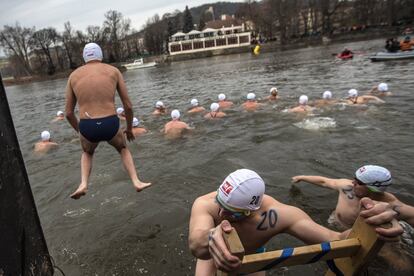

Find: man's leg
[70,135,98,199]
[108,129,151,191]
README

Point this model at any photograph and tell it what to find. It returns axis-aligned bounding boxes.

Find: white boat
[123,58,157,70]
[369,51,414,61]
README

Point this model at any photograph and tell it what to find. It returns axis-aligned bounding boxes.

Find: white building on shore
[168,23,252,56]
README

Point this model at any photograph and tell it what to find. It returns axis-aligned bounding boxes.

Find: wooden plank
[217,230,245,276]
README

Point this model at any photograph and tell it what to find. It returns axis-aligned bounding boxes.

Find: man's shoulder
[193,192,216,208]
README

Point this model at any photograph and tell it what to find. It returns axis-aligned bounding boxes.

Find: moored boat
[123,58,157,70]
[369,51,414,61]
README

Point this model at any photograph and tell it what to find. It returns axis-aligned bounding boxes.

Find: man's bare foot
[134,181,152,192]
[70,184,88,199]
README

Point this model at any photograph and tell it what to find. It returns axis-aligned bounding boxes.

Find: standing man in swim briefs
[189,169,402,275]
[65,42,151,199]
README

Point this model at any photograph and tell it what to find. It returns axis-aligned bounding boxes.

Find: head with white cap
[56,110,64,117]
[210,102,219,112]
[247,93,256,101]
[41,130,51,142]
[299,95,308,105]
[353,165,392,196]
[218,93,226,101]
[348,89,358,98]
[190,99,199,107]
[216,169,265,221]
[116,107,125,115]
[270,87,278,96]
[171,109,180,120]
[378,83,388,92]
[132,117,140,127]
[322,91,332,100]
[83,43,103,63]
[155,101,165,109]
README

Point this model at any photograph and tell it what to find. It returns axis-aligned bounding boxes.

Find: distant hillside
[189,2,244,25]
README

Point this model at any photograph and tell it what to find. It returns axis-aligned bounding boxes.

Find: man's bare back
[164,121,190,138]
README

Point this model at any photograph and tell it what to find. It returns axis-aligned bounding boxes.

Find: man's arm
[116,70,134,140]
[64,76,79,132]
[291,175,346,191]
[363,95,385,103]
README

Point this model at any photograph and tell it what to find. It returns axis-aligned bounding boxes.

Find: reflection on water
[5,38,414,275]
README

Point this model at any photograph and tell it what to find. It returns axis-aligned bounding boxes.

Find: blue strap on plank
[307,242,331,263]
[260,247,294,271]
[326,259,344,276]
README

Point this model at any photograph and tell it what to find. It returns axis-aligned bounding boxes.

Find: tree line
[1,1,413,78]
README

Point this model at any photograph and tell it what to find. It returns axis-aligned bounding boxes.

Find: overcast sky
[0,0,243,32]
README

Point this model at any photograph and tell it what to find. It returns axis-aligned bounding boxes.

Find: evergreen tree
[183,6,194,32]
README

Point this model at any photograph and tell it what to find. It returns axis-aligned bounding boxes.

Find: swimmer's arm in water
[363,95,385,103]
[188,197,216,259]
[291,175,346,191]
[64,75,79,132]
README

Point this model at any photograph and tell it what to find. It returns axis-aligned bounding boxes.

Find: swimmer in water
[163,109,192,138]
[267,87,280,101]
[368,82,392,97]
[218,93,233,109]
[346,89,385,105]
[312,91,337,107]
[288,95,313,113]
[153,101,167,115]
[189,169,402,275]
[130,117,147,138]
[65,42,151,199]
[52,110,65,122]
[242,93,262,111]
[204,103,226,119]
[188,99,206,114]
[116,107,126,120]
[34,130,58,154]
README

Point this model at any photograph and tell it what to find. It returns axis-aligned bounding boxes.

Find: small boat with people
[123,58,157,70]
[369,51,414,61]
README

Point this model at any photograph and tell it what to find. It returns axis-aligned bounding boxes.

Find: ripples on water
[5,39,414,275]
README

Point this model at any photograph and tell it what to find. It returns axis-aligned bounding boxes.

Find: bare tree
[31,28,58,75]
[103,10,131,62]
[0,23,34,75]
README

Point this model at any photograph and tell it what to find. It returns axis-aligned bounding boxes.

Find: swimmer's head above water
[299,95,308,105]
[116,107,124,115]
[190,99,199,107]
[156,101,165,109]
[378,83,388,92]
[210,103,219,112]
[247,93,256,101]
[218,93,226,101]
[171,109,180,120]
[57,110,64,117]
[132,117,140,127]
[41,130,51,142]
[83,43,103,63]
[322,91,332,99]
[270,87,278,96]
[348,89,358,98]
[354,165,392,193]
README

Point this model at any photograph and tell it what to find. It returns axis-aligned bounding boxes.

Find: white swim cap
[378,83,388,92]
[323,91,332,99]
[156,101,164,108]
[355,165,392,192]
[299,95,308,105]
[348,89,358,97]
[171,109,180,120]
[217,169,265,211]
[116,107,124,115]
[190,99,199,107]
[132,117,140,127]
[210,102,219,112]
[56,111,64,116]
[83,43,103,63]
[270,87,278,93]
[247,93,256,100]
[218,93,226,101]
[41,130,50,141]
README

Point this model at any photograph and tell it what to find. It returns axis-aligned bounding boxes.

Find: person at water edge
[267,87,279,101]
[242,93,261,111]
[385,38,400,53]
[117,107,126,120]
[339,47,353,57]
[34,130,58,153]
[163,109,192,138]
[218,93,233,109]
[312,90,336,107]
[153,101,167,115]
[188,98,206,114]
[189,169,403,275]
[204,103,226,119]
[52,110,65,122]
[368,83,392,97]
[346,89,384,105]
[400,36,413,51]
[288,95,313,113]
[65,42,151,199]
[130,117,147,137]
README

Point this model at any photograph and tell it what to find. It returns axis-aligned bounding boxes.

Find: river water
[5,38,414,275]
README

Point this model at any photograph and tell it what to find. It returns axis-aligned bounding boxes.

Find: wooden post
[0,75,54,275]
